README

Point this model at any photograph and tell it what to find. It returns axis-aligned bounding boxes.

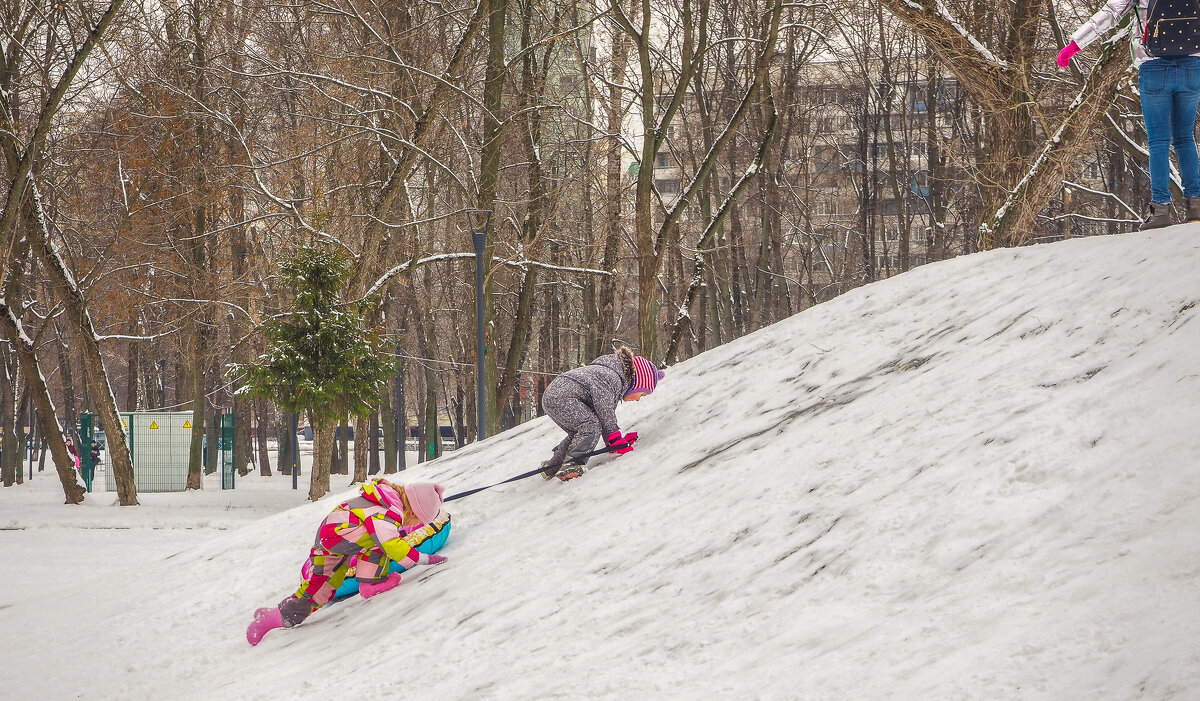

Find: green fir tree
[232,244,393,500]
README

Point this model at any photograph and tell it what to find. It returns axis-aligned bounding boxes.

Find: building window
[906,83,928,113]
[911,172,930,197]
[558,74,579,93]
[655,178,680,194]
[657,151,670,167]
[813,145,840,173]
[815,197,846,215]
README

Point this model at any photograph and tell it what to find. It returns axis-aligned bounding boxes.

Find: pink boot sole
[246,607,283,646]
[359,572,402,599]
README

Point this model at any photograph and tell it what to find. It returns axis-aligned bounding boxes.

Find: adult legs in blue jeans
[1139,57,1200,206]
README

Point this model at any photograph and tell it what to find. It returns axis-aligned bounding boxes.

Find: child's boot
[246,607,283,646]
[555,461,587,482]
[540,459,562,480]
[359,572,402,599]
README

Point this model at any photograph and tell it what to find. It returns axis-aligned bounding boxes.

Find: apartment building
[643,57,1123,299]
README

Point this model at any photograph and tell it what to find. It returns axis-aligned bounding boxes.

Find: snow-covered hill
[3,227,1199,699]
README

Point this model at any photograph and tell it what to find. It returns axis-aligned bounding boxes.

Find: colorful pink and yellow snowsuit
[277,478,437,627]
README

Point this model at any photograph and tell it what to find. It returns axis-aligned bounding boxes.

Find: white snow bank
[2,226,1199,700]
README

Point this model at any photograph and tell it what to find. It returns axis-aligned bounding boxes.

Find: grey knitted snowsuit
[541,349,634,467]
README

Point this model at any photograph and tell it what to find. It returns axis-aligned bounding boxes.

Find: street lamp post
[291,411,299,490]
[466,209,492,442]
[28,401,34,480]
[396,340,405,471]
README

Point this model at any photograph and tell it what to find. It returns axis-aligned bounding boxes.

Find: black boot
[540,460,562,480]
[1140,202,1173,230]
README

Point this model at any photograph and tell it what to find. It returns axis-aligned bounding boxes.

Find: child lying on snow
[540,344,664,481]
[246,479,449,646]
[300,508,451,599]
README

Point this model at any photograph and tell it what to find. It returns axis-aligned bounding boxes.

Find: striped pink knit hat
[625,356,664,398]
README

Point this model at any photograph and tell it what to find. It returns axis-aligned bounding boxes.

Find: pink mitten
[1057,41,1079,68]
[426,553,448,566]
[605,431,636,455]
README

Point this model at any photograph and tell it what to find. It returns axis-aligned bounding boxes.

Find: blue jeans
[1139,56,1200,204]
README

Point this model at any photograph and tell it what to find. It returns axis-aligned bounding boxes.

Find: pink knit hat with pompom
[624,356,664,398]
[404,482,444,524]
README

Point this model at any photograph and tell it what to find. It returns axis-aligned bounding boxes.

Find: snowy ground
[2,227,1199,700]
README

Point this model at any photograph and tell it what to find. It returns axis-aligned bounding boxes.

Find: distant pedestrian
[65,436,80,472]
[1059,0,1200,228]
[89,440,101,469]
[539,344,664,481]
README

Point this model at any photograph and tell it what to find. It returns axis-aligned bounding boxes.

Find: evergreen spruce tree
[233,244,393,500]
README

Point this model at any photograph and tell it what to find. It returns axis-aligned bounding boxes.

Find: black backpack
[1141,0,1200,57]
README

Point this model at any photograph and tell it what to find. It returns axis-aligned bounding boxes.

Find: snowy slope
[3,227,1200,700]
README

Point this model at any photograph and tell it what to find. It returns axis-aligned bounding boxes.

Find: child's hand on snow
[605,431,637,455]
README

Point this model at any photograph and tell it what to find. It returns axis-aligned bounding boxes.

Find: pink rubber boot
[246,607,283,646]
[359,572,402,599]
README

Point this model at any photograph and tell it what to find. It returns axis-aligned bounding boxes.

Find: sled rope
[444,444,621,502]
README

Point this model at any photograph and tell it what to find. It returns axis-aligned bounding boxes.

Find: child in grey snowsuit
[540,345,664,481]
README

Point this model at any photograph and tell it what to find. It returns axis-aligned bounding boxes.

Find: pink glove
[605,431,637,455]
[425,553,448,566]
[1057,41,1079,68]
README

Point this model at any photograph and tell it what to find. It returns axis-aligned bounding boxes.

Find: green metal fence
[80,413,96,492]
[220,412,235,490]
[80,411,237,492]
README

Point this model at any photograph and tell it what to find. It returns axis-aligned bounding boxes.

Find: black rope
[444,444,620,502]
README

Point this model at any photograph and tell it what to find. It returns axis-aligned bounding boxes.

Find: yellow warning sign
[121,419,128,429]
[183,420,192,429]
[149,421,159,430]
